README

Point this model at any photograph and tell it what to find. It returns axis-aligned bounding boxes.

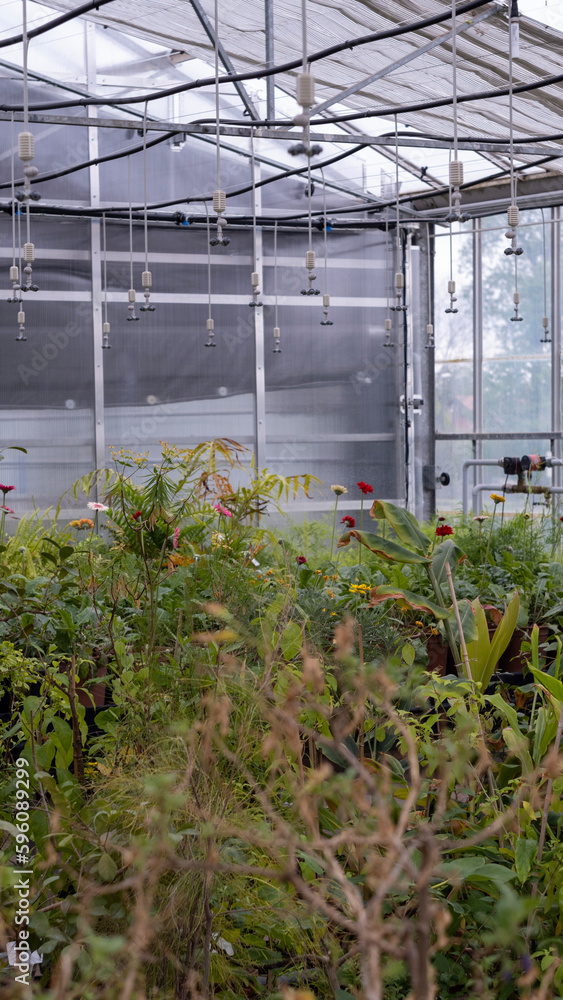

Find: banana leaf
[368,586,450,618]
[369,499,429,555]
[431,538,467,585]
[338,529,429,564]
[465,593,520,690]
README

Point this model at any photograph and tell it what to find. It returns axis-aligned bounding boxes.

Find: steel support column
[551,205,562,488]
[472,216,483,485]
[86,22,105,486]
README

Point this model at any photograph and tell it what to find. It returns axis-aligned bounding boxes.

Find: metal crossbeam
[0,110,558,156]
[311,5,501,116]
[188,0,260,120]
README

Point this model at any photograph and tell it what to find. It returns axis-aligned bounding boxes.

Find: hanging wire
[210,0,229,245]
[383,213,394,347]
[540,208,550,342]
[452,0,458,163]
[15,208,26,341]
[205,203,216,347]
[126,157,139,321]
[425,224,435,348]
[8,114,19,304]
[391,116,404,314]
[249,127,262,307]
[505,0,523,257]
[273,220,281,352]
[140,102,154,312]
[301,156,318,295]
[320,168,333,326]
[101,213,111,349]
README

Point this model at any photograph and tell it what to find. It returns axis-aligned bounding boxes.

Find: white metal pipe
[462,460,500,515]
[472,482,563,512]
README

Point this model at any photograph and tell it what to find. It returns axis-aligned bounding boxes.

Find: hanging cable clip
[540,316,551,343]
[301,250,320,295]
[15,307,27,342]
[289,74,322,158]
[211,190,230,246]
[102,321,111,349]
[504,205,523,255]
[425,323,435,349]
[205,317,216,347]
[139,270,155,312]
[249,271,263,307]
[445,278,458,314]
[383,316,395,348]
[510,290,523,321]
[390,271,406,311]
[273,326,282,353]
[7,264,20,303]
[320,293,333,326]
[127,287,139,321]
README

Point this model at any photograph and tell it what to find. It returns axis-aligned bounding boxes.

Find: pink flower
[173,527,180,549]
[296,555,307,565]
[1,506,14,514]
[213,503,232,518]
[87,502,109,511]
[0,485,15,494]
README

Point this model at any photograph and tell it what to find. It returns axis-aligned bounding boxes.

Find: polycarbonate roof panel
[30,0,563,155]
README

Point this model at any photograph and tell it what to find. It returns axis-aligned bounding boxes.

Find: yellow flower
[331,484,347,496]
[490,493,506,504]
[332,574,338,580]
[430,626,439,636]
[323,575,330,581]
[330,612,336,616]
[415,620,424,627]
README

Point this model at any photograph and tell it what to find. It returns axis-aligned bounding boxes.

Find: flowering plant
[357,481,373,495]
[341,515,355,528]
[436,524,453,537]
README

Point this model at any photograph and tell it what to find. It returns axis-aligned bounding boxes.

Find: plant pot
[497,626,549,674]
[77,665,107,708]
[426,636,450,676]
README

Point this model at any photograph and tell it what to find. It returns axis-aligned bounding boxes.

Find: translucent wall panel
[263,230,403,503]
[0,221,95,511]
[434,226,473,363]
[103,224,256,479]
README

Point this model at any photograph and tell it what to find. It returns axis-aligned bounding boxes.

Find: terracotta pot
[497,626,549,674]
[77,665,107,708]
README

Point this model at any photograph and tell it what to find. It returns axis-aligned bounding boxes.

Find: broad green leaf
[485,592,520,687]
[369,499,429,554]
[0,819,19,837]
[368,586,449,619]
[98,852,118,882]
[430,539,466,586]
[529,667,563,704]
[281,622,302,662]
[402,642,415,666]
[515,838,537,883]
[50,717,73,753]
[447,598,479,645]
[487,693,533,775]
[465,599,492,686]
[338,529,429,564]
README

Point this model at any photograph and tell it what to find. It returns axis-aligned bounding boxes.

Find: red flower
[438,516,445,522]
[357,481,373,495]
[296,555,307,565]
[341,515,355,528]
[0,485,15,494]
[436,524,453,537]
[131,510,143,521]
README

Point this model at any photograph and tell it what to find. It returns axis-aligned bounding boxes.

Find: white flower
[331,484,347,496]
[87,502,109,511]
